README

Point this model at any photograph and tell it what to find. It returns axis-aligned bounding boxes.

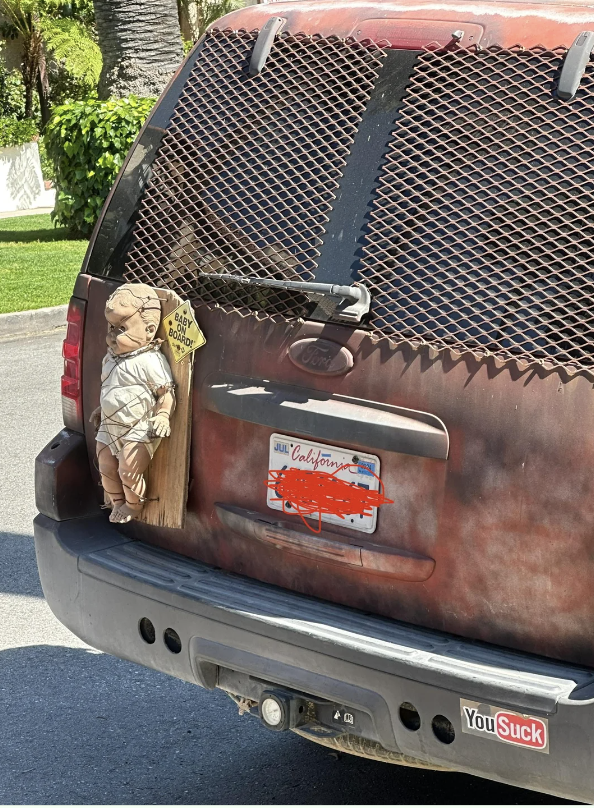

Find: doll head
[105,283,162,355]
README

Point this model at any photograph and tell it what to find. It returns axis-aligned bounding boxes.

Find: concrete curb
[0,304,67,339]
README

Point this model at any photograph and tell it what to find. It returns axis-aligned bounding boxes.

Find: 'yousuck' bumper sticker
[460,699,549,753]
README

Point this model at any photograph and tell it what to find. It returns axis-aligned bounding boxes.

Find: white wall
[0,141,47,213]
[1,35,22,71]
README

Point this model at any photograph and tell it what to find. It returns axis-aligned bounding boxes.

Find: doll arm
[150,386,175,438]
[89,406,102,431]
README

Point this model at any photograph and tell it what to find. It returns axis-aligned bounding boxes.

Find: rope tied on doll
[94,283,177,524]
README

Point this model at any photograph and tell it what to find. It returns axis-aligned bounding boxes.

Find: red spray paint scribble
[265,464,393,534]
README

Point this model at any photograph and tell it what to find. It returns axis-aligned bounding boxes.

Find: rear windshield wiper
[201,272,371,323]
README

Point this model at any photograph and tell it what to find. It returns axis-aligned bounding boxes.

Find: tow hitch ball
[259,689,307,732]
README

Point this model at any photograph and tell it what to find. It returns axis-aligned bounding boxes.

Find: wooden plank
[139,289,195,529]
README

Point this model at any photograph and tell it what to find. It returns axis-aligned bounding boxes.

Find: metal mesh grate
[361,45,594,374]
[124,28,386,320]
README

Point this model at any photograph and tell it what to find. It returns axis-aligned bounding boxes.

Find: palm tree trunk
[93,0,184,99]
[37,44,51,126]
[22,53,35,119]
[21,24,41,119]
[178,0,201,41]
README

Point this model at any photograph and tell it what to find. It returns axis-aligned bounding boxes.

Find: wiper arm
[201,272,371,323]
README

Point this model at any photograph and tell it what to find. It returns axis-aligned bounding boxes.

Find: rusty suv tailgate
[81,0,594,668]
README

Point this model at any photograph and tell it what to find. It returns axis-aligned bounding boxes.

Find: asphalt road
[0,329,571,805]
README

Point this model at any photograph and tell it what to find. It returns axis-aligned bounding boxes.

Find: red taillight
[61,297,86,432]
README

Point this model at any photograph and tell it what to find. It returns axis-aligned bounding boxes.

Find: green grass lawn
[0,213,88,314]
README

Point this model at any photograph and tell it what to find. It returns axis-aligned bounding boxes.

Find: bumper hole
[50,443,60,450]
[164,627,182,654]
[399,701,421,731]
[139,617,155,644]
[432,714,455,744]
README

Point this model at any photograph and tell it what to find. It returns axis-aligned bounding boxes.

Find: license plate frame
[267,434,381,534]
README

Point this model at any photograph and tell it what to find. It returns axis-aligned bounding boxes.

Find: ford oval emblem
[288,338,353,376]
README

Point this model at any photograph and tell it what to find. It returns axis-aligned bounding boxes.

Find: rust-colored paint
[79,0,594,668]
[215,0,594,51]
[82,276,594,667]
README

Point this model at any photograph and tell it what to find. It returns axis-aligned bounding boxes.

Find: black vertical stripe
[314,49,420,286]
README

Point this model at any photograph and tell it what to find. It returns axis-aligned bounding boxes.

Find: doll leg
[96,441,125,508]
[110,440,152,524]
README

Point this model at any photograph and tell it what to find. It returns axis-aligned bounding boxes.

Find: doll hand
[150,412,171,438]
[89,406,102,431]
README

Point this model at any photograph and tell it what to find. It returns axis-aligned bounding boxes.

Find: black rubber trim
[85,38,209,280]
[558,31,594,100]
[35,429,100,521]
[33,512,594,801]
[315,49,420,286]
[34,512,594,711]
[248,16,286,76]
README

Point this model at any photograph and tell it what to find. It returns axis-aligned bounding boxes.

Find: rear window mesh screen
[361,45,594,374]
[123,28,385,320]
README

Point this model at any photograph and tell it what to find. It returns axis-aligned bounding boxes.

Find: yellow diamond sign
[165,302,206,363]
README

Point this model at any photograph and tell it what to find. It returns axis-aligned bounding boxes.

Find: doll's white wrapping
[96,343,174,459]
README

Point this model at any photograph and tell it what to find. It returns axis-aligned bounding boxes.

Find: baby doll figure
[90,283,175,524]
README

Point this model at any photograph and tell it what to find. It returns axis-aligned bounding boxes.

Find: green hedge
[45,96,155,237]
[0,117,38,148]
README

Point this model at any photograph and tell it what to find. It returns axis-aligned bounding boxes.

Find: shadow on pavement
[0,531,44,598]
[0,645,572,805]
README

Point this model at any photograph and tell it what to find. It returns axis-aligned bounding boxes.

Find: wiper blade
[201,272,371,323]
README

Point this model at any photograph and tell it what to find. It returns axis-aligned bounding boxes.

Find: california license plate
[267,434,381,534]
